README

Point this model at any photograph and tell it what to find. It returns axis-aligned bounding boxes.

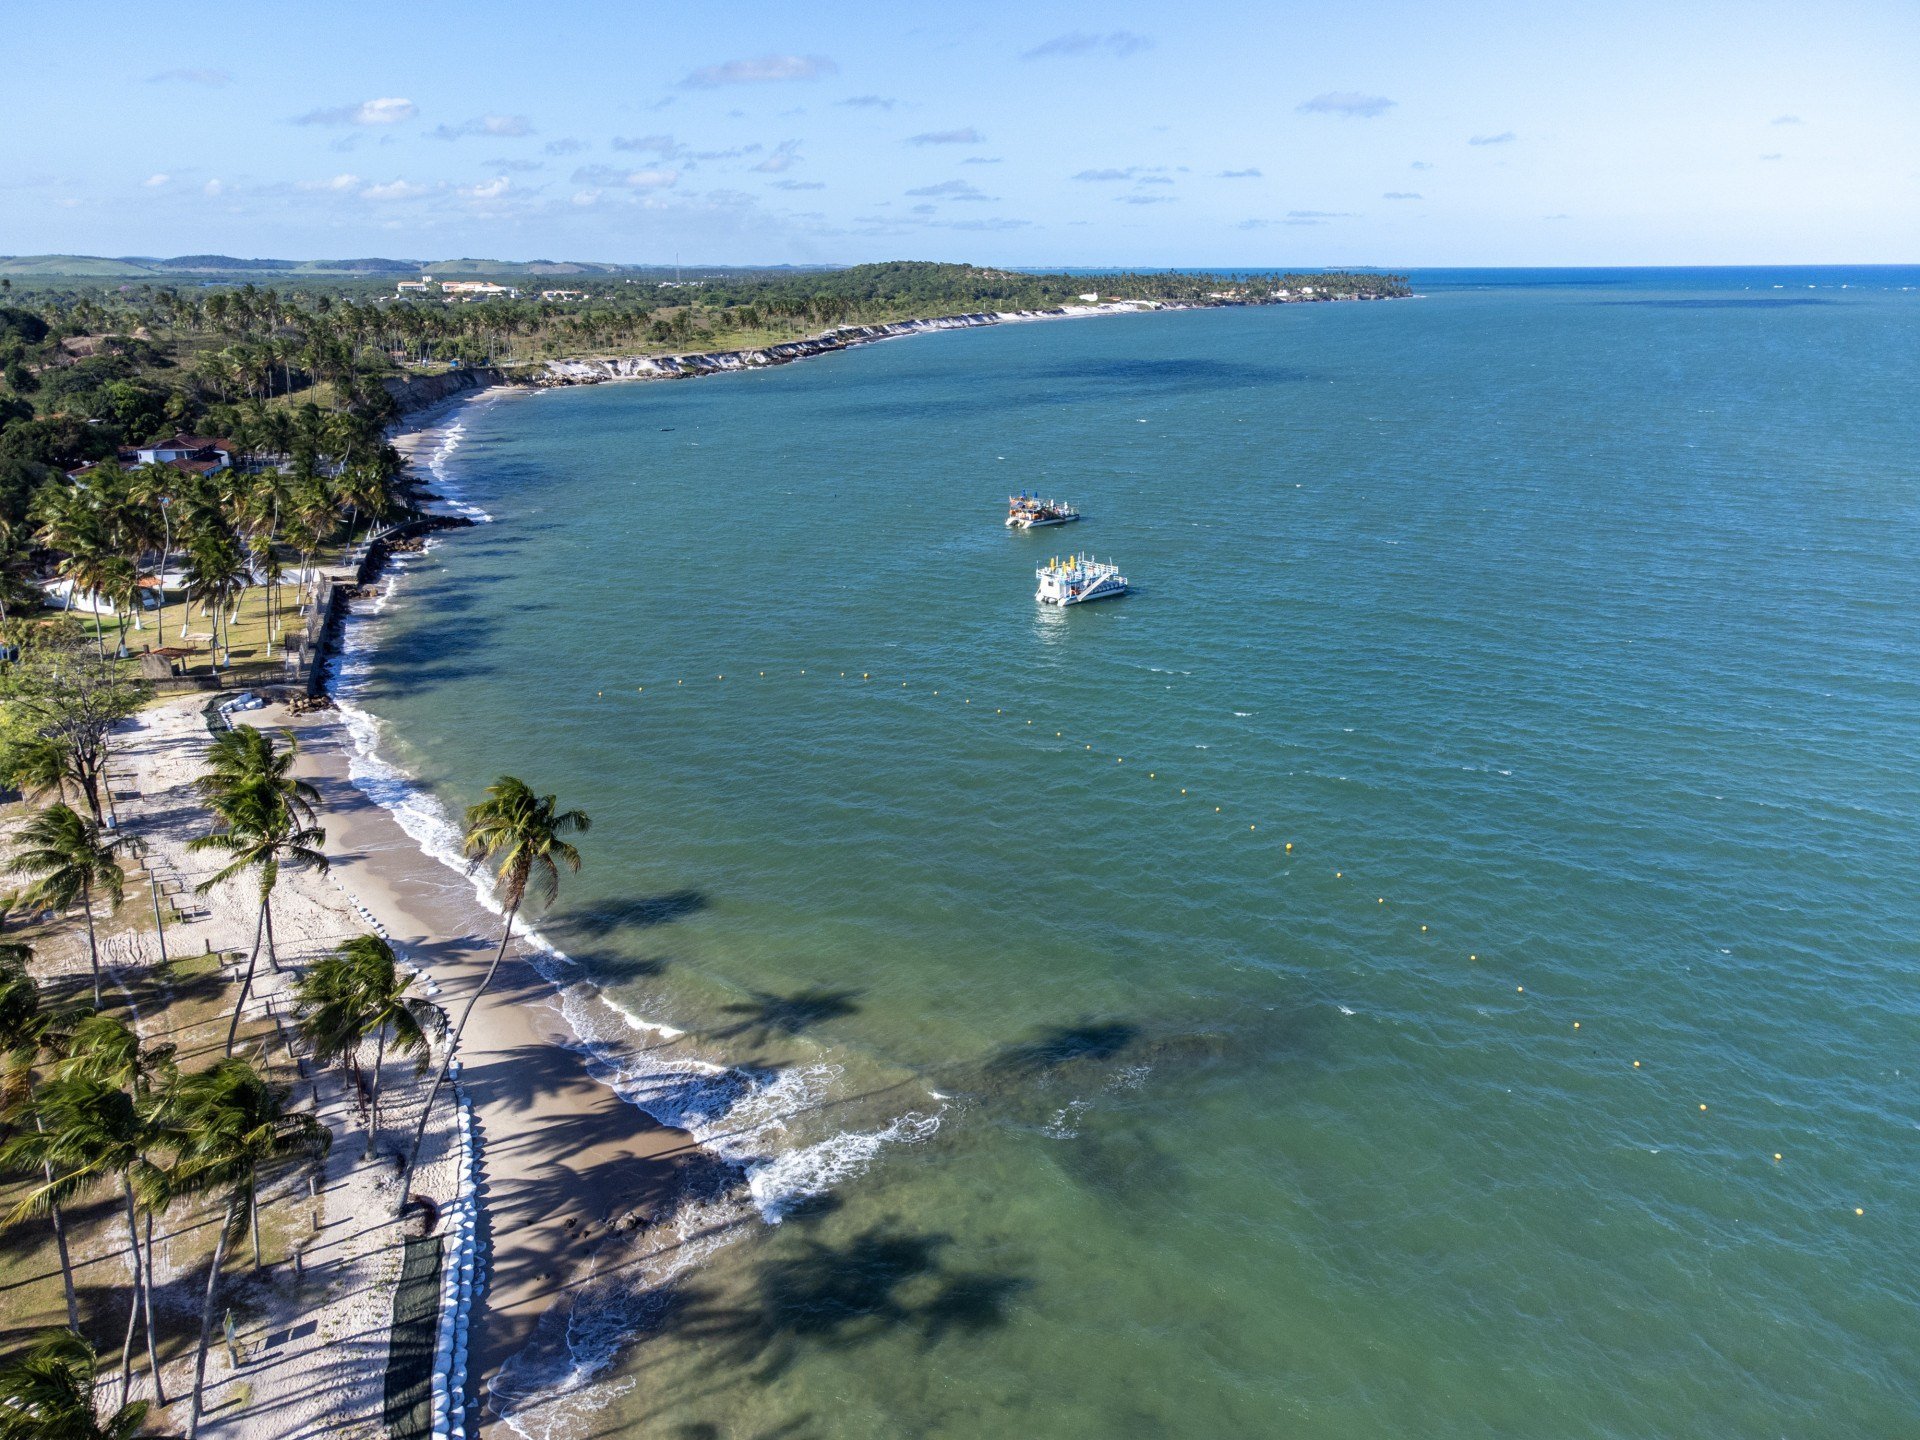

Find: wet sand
[282,691,712,1429]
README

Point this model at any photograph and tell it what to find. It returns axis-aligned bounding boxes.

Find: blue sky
[8,0,1916,266]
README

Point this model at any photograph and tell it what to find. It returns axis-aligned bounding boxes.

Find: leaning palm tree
[168,1058,328,1440]
[60,1016,177,1406]
[0,735,76,807]
[188,776,326,1058]
[395,779,587,1210]
[295,934,441,1162]
[0,1329,147,1440]
[0,951,83,1333]
[8,804,131,1007]
[0,1076,159,1403]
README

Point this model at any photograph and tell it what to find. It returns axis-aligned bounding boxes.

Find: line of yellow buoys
[585,662,1859,1214]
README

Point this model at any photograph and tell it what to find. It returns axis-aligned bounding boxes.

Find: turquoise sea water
[348,269,1920,1438]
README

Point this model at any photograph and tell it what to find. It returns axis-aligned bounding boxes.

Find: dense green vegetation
[0,259,1403,678]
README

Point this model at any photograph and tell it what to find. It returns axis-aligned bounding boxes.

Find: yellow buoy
[1181,789,1187,795]
[1285,842,1292,851]
[1420,924,1428,932]
[1633,1060,1641,1068]
[1215,806,1221,812]
[1469,953,1476,960]
[864,673,869,679]
[597,691,602,696]
[1855,1207,1864,1216]
[1572,1021,1580,1029]
[1377,897,1385,904]
[1150,772,1156,778]
[1773,1153,1782,1162]
[1699,1104,1708,1112]
[1250,824,1256,831]
[1517,986,1524,993]
[1336,871,1342,878]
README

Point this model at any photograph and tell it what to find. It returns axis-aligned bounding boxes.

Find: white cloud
[432,114,533,140]
[296,97,418,127]
[1023,31,1153,60]
[837,95,896,109]
[1219,168,1262,178]
[572,165,680,189]
[1469,131,1517,146]
[1297,92,1395,119]
[612,133,684,157]
[202,178,224,197]
[297,173,363,191]
[907,127,984,146]
[571,189,601,206]
[1383,191,1422,200]
[1771,114,1802,126]
[681,55,836,88]
[461,176,511,200]
[752,141,802,173]
[362,179,429,200]
[904,179,993,201]
[143,173,170,188]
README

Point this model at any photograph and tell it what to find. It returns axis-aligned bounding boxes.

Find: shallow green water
[345,270,1920,1438]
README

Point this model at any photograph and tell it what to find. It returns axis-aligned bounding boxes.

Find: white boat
[1036,553,1129,606]
[1007,492,1080,528]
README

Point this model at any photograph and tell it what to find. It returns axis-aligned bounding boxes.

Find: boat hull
[1007,514,1081,529]
[1035,581,1129,606]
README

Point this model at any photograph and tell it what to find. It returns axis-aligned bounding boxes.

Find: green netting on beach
[383,1234,443,1440]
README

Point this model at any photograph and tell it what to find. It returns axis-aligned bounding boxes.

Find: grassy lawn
[0,894,313,1366]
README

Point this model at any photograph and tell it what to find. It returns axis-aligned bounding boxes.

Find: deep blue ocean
[344,266,1920,1438]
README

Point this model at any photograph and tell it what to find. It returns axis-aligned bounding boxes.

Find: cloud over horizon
[431,114,532,140]
[907,128,984,146]
[295,97,418,127]
[1469,131,1516,145]
[1298,92,1395,118]
[905,179,993,201]
[681,55,837,88]
[1023,31,1154,60]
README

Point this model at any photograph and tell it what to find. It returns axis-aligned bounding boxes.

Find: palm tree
[181,530,247,669]
[0,1075,159,1402]
[396,778,587,1210]
[0,950,83,1333]
[60,1015,177,1406]
[8,804,131,1007]
[295,934,441,1162]
[0,1330,147,1440]
[189,728,324,1056]
[0,735,77,807]
[168,1059,328,1440]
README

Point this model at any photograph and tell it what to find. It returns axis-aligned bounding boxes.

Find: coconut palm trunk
[224,904,267,1058]
[185,1199,237,1440]
[141,1207,165,1404]
[365,1027,387,1161]
[80,875,100,1008]
[395,892,519,1209]
[34,1109,80,1333]
[117,1186,143,1401]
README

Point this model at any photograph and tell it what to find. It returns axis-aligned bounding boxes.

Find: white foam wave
[337,404,948,1437]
